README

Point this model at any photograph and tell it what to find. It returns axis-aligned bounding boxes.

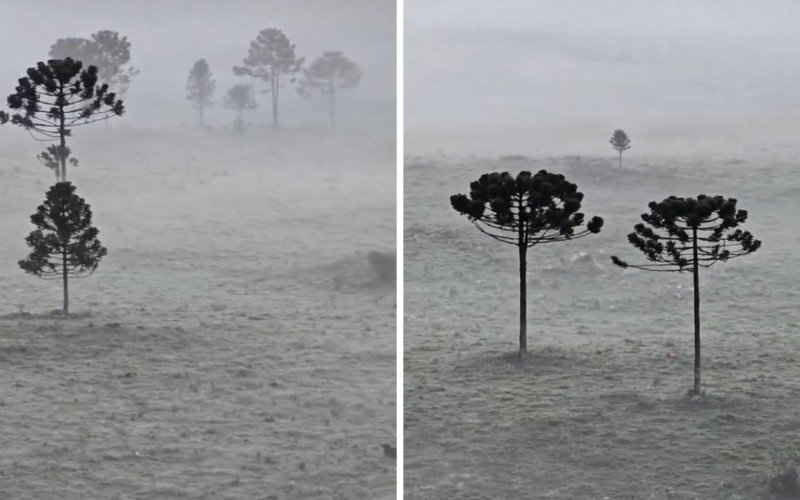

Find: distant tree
[609,129,631,170]
[19,182,107,318]
[298,51,361,127]
[38,145,78,180]
[451,170,604,355]
[0,58,125,181]
[186,59,216,127]
[233,28,304,127]
[223,83,257,134]
[49,30,140,97]
[611,195,761,395]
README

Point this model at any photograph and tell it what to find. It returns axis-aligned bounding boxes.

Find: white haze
[0,0,395,133]
[406,0,800,157]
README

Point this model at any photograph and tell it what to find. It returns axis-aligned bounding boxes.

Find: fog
[0,1,396,497]
[0,0,395,132]
[406,0,800,157]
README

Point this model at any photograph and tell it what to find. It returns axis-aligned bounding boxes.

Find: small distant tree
[611,195,761,395]
[19,182,107,318]
[0,58,125,181]
[451,170,604,355]
[186,59,216,127]
[38,145,78,180]
[223,83,257,134]
[298,51,361,127]
[609,129,631,170]
[233,28,304,127]
[49,30,140,97]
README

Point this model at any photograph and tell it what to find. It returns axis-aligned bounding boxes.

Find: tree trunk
[199,105,204,128]
[518,197,527,356]
[619,150,623,170]
[59,82,67,182]
[692,227,701,395]
[272,72,279,127]
[62,248,69,318]
[330,78,336,128]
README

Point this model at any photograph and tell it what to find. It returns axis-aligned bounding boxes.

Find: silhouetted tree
[611,195,761,395]
[1,58,124,181]
[186,59,216,127]
[609,129,631,170]
[223,83,257,134]
[451,170,604,355]
[19,182,107,318]
[49,30,139,97]
[233,28,303,126]
[298,51,361,127]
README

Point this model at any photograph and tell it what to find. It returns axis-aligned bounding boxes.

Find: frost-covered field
[404,153,799,499]
[0,126,395,499]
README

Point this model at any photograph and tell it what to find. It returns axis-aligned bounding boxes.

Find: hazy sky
[406,0,800,157]
[0,0,395,131]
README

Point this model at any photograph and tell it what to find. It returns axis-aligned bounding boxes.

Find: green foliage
[450,170,604,247]
[19,182,107,280]
[612,195,761,271]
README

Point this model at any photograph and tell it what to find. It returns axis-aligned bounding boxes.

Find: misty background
[0,0,395,133]
[406,0,800,157]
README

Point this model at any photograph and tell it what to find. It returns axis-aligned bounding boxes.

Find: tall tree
[609,129,631,170]
[611,195,761,395]
[49,30,140,97]
[186,59,216,127]
[298,51,361,127]
[0,58,125,181]
[233,28,303,127]
[223,83,257,134]
[19,182,107,318]
[451,170,604,355]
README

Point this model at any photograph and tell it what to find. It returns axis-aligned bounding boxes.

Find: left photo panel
[0,0,396,498]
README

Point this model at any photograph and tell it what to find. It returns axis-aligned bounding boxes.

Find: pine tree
[233,28,303,127]
[223,83,257,134]
[298,51,361,127]
[611,194,761,394]
[186,59,216,127]
[0,58,125,181]
[451,170,604,355]
[609,129,631,170]
[19,182,107,318]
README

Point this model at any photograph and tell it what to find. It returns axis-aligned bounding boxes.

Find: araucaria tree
[611,195,761,395]
[609,129,631,170]
[49,30,140,97]
[186,59,216,127]
[223,83,257,133]
[451,170,604,355]
[0,58,125,181]
[233,28,303,127]
[298,51,361,127]
[19,182,107,318]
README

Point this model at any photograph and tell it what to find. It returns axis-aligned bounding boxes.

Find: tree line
[187,28,361,131]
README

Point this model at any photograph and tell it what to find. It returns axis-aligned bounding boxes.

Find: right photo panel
[404,1,797,498]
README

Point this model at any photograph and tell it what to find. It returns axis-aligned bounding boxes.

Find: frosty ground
[0,126,395,499]
[404,152,799,499]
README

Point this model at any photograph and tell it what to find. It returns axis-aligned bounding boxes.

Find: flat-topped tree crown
[451,170,603,247]
[298,51,361,127]
[451,170,603,355]
[612,194,760,272]
[2,58,125,181]
[611,194,760,395]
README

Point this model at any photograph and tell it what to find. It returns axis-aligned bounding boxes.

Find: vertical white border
[396,0,404,497]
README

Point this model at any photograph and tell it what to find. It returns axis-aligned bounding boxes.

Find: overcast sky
[0,0,395,131]
[406,0,800,157]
